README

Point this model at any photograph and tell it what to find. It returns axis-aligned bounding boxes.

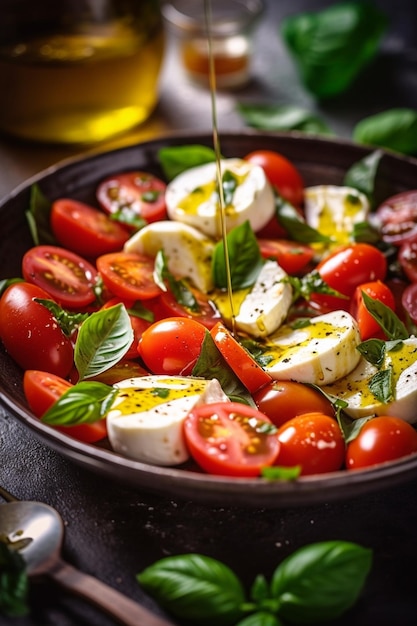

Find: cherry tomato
[22,245,98,309]
[210,321,272,394]
[184,402,280,477]
[398,239,417,283]
[402,283,417,325]
[0,282,73,377]
[258,238,315,275]
[375,190,417,246]
[350,280,396,341]
[50,198,130,259]
[96,171,167,226]
[310,243,387,312]
[346,416,417,470]
[253,381,334,428]
[138,317,207,375]
[244,150,304,207]
[23,370,107,443]
[150,286,222,330]
[96,252,162,301]
[275,412,345,476]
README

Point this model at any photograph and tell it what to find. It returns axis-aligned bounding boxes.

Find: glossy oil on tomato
[244,150,304,207]
[375,190,417,246]
[184,402,280,477]
[350,280,396,340]
[0,282,74,377]
[402,282,417,325]
[150,285,222,330]
[138,316,207,375]
[275,412,345,475]
[346,416,417,470]
[398,239,417,283]
[96,252,162,301]
[258,238,314,275]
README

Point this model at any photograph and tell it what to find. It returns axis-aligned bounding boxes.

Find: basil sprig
[137,541,372,625]
[212,221,264,290]
[0,543,29,618]
[158,144,217,181]
[34,298,88,337]
[353,108,417,156]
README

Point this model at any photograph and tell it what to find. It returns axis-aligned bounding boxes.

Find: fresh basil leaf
[154,250,200,312]
[41,381,117,426]
[137,553,246,625]
[34,298,88,337]
[25,184,56,246]
[74,303,134,380]
[0,543,29,617]
[109,209,147,232]
[337,411,372,444]
[361,291,409,340]
[274,195,331,243]
[343,150,383,206]
[284,270,347,303]
[261,465,301,481]
[353,108,417,155]
[212,221,263,290]
[127,301,155,323]
[0,277,24,297]
[271,541,372,622]
[352,220,381,244]
[236,103,332,135]
[249,574,270,604]
[281,2,387,98]
[158,145,216,180]
[221,170,239,206]
[236,613,280,626]
[369,367,394,403]
[356,338,386,367]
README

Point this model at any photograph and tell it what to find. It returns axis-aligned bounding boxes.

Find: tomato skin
[402,282,417,325]
[275,412,345,476]
[184,402,280,477]
[375,190,417,246]
[244,150,304,208]
[350,280,396,341]
[398,239,417,283]
[150,287,222,330]
[96,171,167,226]
[346,416,417,471]
[310,243,388,312]
[96,252,162,301]
[50,198,130,259]
[23,370,107,443]
[210,321,272,394]
[253,381,334,428]
[0,283,73,377]
[138,317,207,375]
[22,245,98,309]
[258,238,315,275]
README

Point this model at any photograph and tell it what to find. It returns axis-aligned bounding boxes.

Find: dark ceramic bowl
[1,131,417,508]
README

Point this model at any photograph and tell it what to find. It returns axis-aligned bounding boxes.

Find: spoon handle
[49,558,174,626]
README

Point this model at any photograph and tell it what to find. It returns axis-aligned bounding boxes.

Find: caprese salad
[1,144,417,479]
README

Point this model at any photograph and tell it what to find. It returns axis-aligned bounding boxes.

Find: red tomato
[96,171,167,226]
[402,283,417,325]
[23,370,107,443]
[0,283,73,377]
[253,381,334,428]
[210,321,272,394]
[398,239,417,283]
[22,245,98,309]
[275,412,345,476]
[150,287,222,330]
[184,402,280,477]
[350,280,396,341]
[96,252,162,301]
[258,238,315,275]
[346,416,417,471]
[244,150,304,207]
[50,198,130,259]
[310,243,387,312]
[138,317,207,375]
[375,190,417,246]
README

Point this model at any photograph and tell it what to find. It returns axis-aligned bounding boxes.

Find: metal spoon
[0,487,173,626]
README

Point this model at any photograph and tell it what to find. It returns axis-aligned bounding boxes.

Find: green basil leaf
[25,184,56,246]
[353,108,417,155]
[0,277,24,298]
[337,412,372,444]
[158,145,216,180]
[356,337,386,368]
[271,540,372,622]
[236,103,331,135]
[236,613,280,626]
[0,543,29,617]
[250,574,270,604]
[221,170,239,206]
[361,291,409,340]
[274,195,332,243]
[110,209,147,232]
[154,249,200,312]
[34,298,88,337]
[41,381,117,426]
[212,221,263,290]
[281,2,387,98]
[74,303,134,380]
[137,553,246,625]
[343,149,383,206]
[369,367,394,403]
[261,465,301,481]
[126,301,155,323]
[284,270,347,303]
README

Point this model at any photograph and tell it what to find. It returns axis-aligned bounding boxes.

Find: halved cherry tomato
[184,402,280,477]
[138,317,207,375]
[350,280,396,340]
[22,245,98,309]
[0,282,73,377]
[253,381,334,428]
[258,238,315,275]
[150,286,222,330]
[96,252,162,301]
[375,190,417,246]
[398,239,417,283]
[210,321,272,394]
[96,171,167,226]
[346,416,417,470]
[310,243,387,313]
[402,282,417,325]
[23,370,108,443]
[51,198,130,259]
[275,412,345,476]
[244,150,304,207]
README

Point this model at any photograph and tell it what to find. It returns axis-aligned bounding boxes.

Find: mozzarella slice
[323,336,417,423]
[124,220,215,293]
[107,376,229,465]
[213,260,292,338]
[262,310,361,385]
[165,158,275,239]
